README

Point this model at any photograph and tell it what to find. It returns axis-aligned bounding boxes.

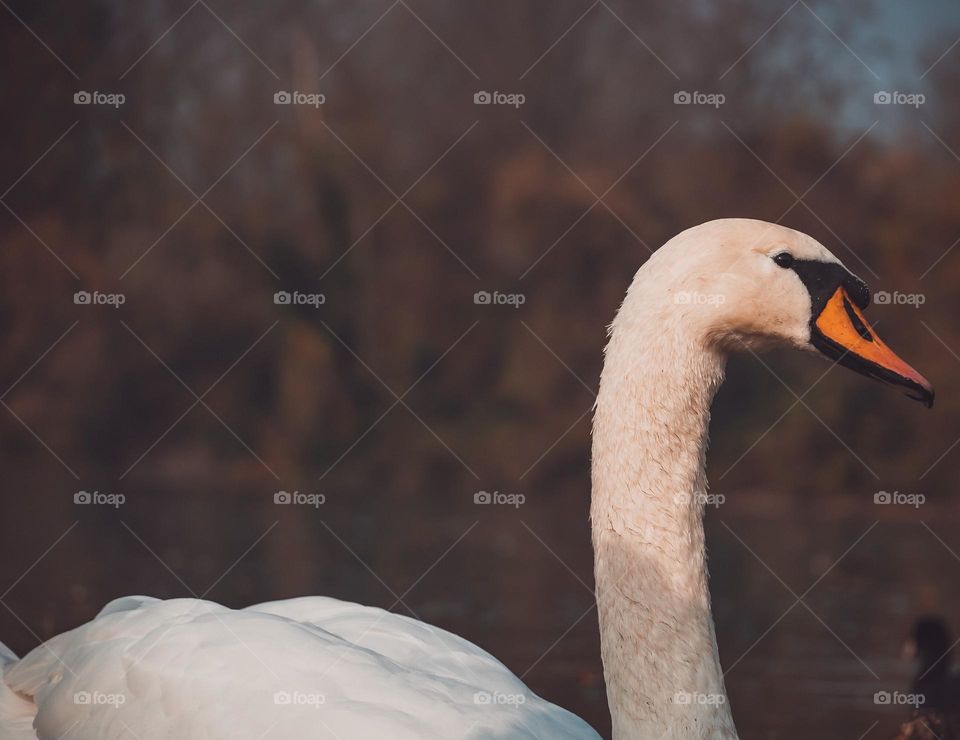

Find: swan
[0,219,933,739]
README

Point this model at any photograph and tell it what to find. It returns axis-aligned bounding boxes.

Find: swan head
[646,218,934,407]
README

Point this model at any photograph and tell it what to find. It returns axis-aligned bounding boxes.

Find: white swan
[0,219,933,739]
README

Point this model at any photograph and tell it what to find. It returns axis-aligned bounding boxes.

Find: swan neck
[591,302,736,739]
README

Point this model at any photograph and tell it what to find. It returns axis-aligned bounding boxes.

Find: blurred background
[2,0,960,736]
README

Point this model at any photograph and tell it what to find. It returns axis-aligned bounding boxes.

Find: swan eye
[772,252,795,269]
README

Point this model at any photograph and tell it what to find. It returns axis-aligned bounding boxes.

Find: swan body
[0,596,598,739]
[1,219,933,739]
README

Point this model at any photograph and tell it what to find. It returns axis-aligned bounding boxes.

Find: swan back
[2,596,599,739]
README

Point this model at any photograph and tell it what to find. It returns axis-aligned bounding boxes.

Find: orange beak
[811,286,934,407]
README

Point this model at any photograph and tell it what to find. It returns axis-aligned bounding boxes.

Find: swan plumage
[1,596,598,739]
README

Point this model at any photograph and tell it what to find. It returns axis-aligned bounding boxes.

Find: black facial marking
[789,259,870,317]
[842,294,873,342]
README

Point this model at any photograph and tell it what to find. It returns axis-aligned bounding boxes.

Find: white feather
[1,596,597,739]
